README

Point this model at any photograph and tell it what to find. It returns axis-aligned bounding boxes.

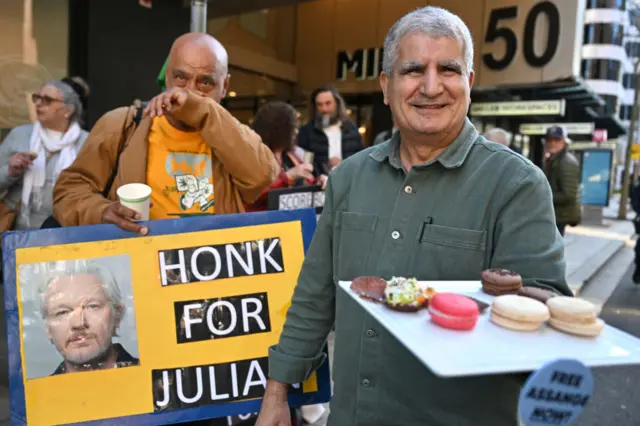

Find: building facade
[1,0,638,156]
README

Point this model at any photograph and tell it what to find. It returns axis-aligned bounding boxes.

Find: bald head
[166,33,230,102]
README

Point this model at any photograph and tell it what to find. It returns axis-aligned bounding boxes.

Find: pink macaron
[428,293,480,331]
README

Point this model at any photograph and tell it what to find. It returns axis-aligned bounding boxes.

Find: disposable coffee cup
[117,183,152,221]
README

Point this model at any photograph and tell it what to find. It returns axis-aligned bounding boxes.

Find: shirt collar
[370,118,478,170]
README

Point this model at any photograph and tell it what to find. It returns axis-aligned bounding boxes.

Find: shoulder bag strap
[101,103,146,198]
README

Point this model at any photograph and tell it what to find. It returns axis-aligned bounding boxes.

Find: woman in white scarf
[0,79,89,230]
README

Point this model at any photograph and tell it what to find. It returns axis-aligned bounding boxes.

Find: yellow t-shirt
[146,116,215,219]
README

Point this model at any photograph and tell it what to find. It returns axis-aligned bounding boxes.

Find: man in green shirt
[257,6,570,426]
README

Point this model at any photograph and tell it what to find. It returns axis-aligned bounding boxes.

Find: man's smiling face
[381,33,473,137]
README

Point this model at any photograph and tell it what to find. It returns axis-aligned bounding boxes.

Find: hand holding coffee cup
[117,183,152,220]
[102,183,152,236]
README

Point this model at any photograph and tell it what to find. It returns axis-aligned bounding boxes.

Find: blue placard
[580,150,612,206]
[2,209,331,426]
[518,359,594,426]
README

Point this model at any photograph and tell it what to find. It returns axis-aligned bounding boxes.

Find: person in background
[0,78,88,232]
[246,101,328,212]
[53,33,277,236]
[544,125,581,236]
[484,127,522,154]
[61,77,90,128]
[297,85,363,175]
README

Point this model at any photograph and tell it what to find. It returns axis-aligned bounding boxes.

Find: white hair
[484,128,511,146]
[382,6,474,76]
[37,259,125,323]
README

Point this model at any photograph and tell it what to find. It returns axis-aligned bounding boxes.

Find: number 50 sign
[476,0,586,89]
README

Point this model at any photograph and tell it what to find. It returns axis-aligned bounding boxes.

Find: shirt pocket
[417,224,487,280]
[335,212,378,280]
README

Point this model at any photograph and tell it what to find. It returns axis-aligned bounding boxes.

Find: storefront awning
[470,77,626,139]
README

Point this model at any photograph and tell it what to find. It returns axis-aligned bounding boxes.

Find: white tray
[339,280,640,377]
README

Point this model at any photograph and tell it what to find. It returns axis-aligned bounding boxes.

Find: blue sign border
[2,208,331,425]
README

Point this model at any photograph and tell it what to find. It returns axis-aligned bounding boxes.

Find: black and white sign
[519,123,595,135]
[158,239,284,286]
[477,0,584,89]
[470,100,565,117]
[518,359,593,426]
[174,292,271,344]
[268,185,325,216]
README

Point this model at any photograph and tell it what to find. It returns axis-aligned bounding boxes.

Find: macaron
[428,293,480,331]
[518,286,558,304]
[490,294,550,331]
[481,268,523,296]
[546,297,605,338]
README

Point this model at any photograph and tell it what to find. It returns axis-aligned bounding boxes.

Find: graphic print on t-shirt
[161,153,214,216]
[169,153,215,212]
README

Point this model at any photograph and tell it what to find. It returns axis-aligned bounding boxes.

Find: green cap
[157,56,168,91]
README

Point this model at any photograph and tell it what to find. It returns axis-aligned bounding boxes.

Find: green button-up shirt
[269,119,571,426]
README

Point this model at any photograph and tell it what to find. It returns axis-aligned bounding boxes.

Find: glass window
[586,0,626,9]
[581,59,622,81]
[583,23,624,45]
[619,104,632,120]
[597,94,619,116]
[623,73,637,89]
[625,41,640,57]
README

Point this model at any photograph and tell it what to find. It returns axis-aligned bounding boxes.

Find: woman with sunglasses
[0,77,89,231]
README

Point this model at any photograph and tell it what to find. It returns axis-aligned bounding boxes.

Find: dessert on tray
[350,276,387,303]
[481,268,522,295]
[428,293,479,331]
[349,274,605,337]
[490,294,550,331]
[384,277,432,312]
[546,297,605,338]
[349,276,436,311]
[517,286,558,303]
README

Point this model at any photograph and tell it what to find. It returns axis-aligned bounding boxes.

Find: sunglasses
[32,94,64,106]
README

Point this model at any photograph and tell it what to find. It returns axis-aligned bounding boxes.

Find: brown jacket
[53,92,278,226]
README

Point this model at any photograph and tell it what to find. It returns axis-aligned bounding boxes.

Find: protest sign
[2,209,331,426]
[518,359,593,426]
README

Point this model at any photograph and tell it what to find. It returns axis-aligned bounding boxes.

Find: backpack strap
[101,102,147,198]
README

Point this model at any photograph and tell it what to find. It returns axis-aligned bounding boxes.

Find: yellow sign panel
[632,144,640,160]
[11,219,323,425]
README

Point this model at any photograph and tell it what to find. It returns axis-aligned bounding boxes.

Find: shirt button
[404,185,413,194]
[362,378,371,387]
[391,230,401,239]
[366,329,376,338]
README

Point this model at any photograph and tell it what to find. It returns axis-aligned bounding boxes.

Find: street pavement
[576,264,640,426]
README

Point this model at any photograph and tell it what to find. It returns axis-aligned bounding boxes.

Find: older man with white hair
[38,259,138,375]
[257,6,569,426]
[485,127,523,154]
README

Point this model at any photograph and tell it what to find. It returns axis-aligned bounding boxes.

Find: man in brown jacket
[53,33,278,236]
